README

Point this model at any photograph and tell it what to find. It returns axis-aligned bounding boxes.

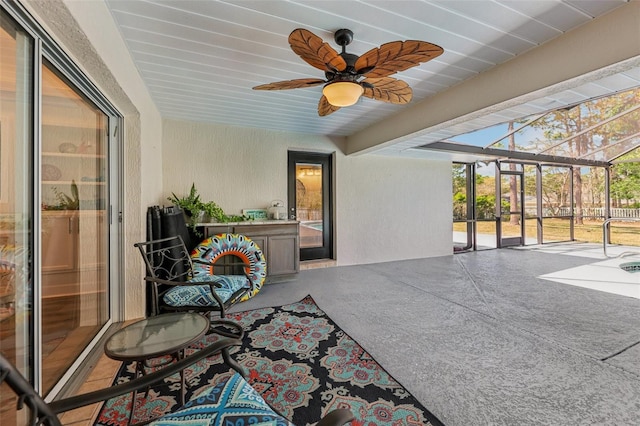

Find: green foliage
[476,194,496,219]
[167,183,248,232]
[49,180,80,210]
[453,192,467,220]
[168,183,201,216]
[610,161,640,203]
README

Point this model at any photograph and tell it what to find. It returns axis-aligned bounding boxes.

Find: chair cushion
[149,372,294,426]
[163,275,250,307]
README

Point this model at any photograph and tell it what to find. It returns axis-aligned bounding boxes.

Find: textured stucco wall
[163,119,452,265]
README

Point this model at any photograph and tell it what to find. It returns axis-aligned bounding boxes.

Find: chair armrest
[48,337,242,415]
[316,409,355,426]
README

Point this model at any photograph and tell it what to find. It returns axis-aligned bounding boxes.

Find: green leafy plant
[168,183,201,217]
[200,200,225,222]
[49,180,80,210]
[167,183,248,232]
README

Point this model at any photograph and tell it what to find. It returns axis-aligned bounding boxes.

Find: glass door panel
[541,166,573,243]
[40,60,109,393]
[0,11,34,424]
[296,163,323,249]
[499,171,524,247]
[453,163,475,252]
[473,162,497,250]
[288,152,332,261]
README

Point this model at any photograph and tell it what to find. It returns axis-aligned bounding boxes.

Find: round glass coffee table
[104,312,210,423]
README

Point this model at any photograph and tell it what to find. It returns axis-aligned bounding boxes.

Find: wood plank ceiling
[104,0,639,159]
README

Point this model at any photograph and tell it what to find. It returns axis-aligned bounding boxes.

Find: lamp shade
[322,82,364,107]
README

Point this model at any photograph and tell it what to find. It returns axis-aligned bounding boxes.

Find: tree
[610,148,640,207]
[508,121,520,225]
[528,88,640,221]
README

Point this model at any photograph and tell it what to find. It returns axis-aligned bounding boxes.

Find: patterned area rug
[95,296,443,425]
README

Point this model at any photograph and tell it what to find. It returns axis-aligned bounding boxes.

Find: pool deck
[453,234,640,299]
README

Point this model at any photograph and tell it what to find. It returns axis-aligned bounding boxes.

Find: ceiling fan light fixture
[322,81,363,107]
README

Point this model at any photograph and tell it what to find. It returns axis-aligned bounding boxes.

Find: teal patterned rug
[95,296,443,425]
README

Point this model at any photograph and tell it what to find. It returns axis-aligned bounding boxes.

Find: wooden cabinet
[41,210,106,298]
[201,221,300,280]
[42,211,78,275]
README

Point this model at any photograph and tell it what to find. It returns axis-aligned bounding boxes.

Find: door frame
[287,151,333,261]
[496,165,525,248]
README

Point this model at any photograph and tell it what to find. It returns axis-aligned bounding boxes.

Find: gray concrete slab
[231,248,640,426]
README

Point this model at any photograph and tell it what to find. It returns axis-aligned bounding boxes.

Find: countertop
[196,220,299,226]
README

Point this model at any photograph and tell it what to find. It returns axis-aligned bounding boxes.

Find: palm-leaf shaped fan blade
[362,77,412,104]
[252,28,444,116]
[318,96,341,116]
[289,28,347,72]
[355,40,444,78]
[253,78,325,90]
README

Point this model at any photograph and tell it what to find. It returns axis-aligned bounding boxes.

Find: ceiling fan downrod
[333,29,359,74]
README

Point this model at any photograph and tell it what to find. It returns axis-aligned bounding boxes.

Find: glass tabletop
[105,312,210,361]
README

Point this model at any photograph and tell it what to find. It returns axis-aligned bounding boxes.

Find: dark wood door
[288,151,333,261]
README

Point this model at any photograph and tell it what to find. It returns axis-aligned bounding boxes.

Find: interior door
[287,151,333,261]
[497,168,525,247]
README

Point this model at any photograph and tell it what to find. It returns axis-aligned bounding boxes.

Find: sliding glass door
[0,10,34,424]
[0,3,120,409]
[40,60,110,394]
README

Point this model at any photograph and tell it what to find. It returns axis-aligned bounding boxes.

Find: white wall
[337,154,451,264]
[163,119,452,266]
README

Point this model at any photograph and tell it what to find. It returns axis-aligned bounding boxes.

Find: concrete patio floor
[233,245,640,425]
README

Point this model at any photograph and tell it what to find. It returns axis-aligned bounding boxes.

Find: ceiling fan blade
[289,28,347,72]
[253,78,326,90]
[318,95,340,116]
[361,77,413,104]
[355,40,443,78]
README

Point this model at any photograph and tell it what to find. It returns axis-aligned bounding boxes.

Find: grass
[454,218,640,246]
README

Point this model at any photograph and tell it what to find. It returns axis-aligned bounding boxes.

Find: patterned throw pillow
[163,275,249,307]
[149,372,294,426]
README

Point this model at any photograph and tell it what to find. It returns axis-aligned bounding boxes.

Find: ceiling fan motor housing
[334,29,354,47]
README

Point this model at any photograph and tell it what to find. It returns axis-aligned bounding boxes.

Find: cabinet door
[247,235,268,262]
[267,235,299,275]
[77,211,106,271]
[41,212,77,273]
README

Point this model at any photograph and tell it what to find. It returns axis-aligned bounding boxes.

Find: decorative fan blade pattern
[253,78,325,90]
[362,78,413,104]
[289,28,347,72]
[355,40,443,78]
[318,96,340,116]
[253,29,444,115]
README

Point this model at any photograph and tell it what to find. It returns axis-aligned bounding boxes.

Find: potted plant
[49,180,80,210]
[200,200,225,223]
[168,183,205,227]
[168,184,249,232]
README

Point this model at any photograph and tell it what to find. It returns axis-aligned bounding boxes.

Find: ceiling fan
[253,28,444,116]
